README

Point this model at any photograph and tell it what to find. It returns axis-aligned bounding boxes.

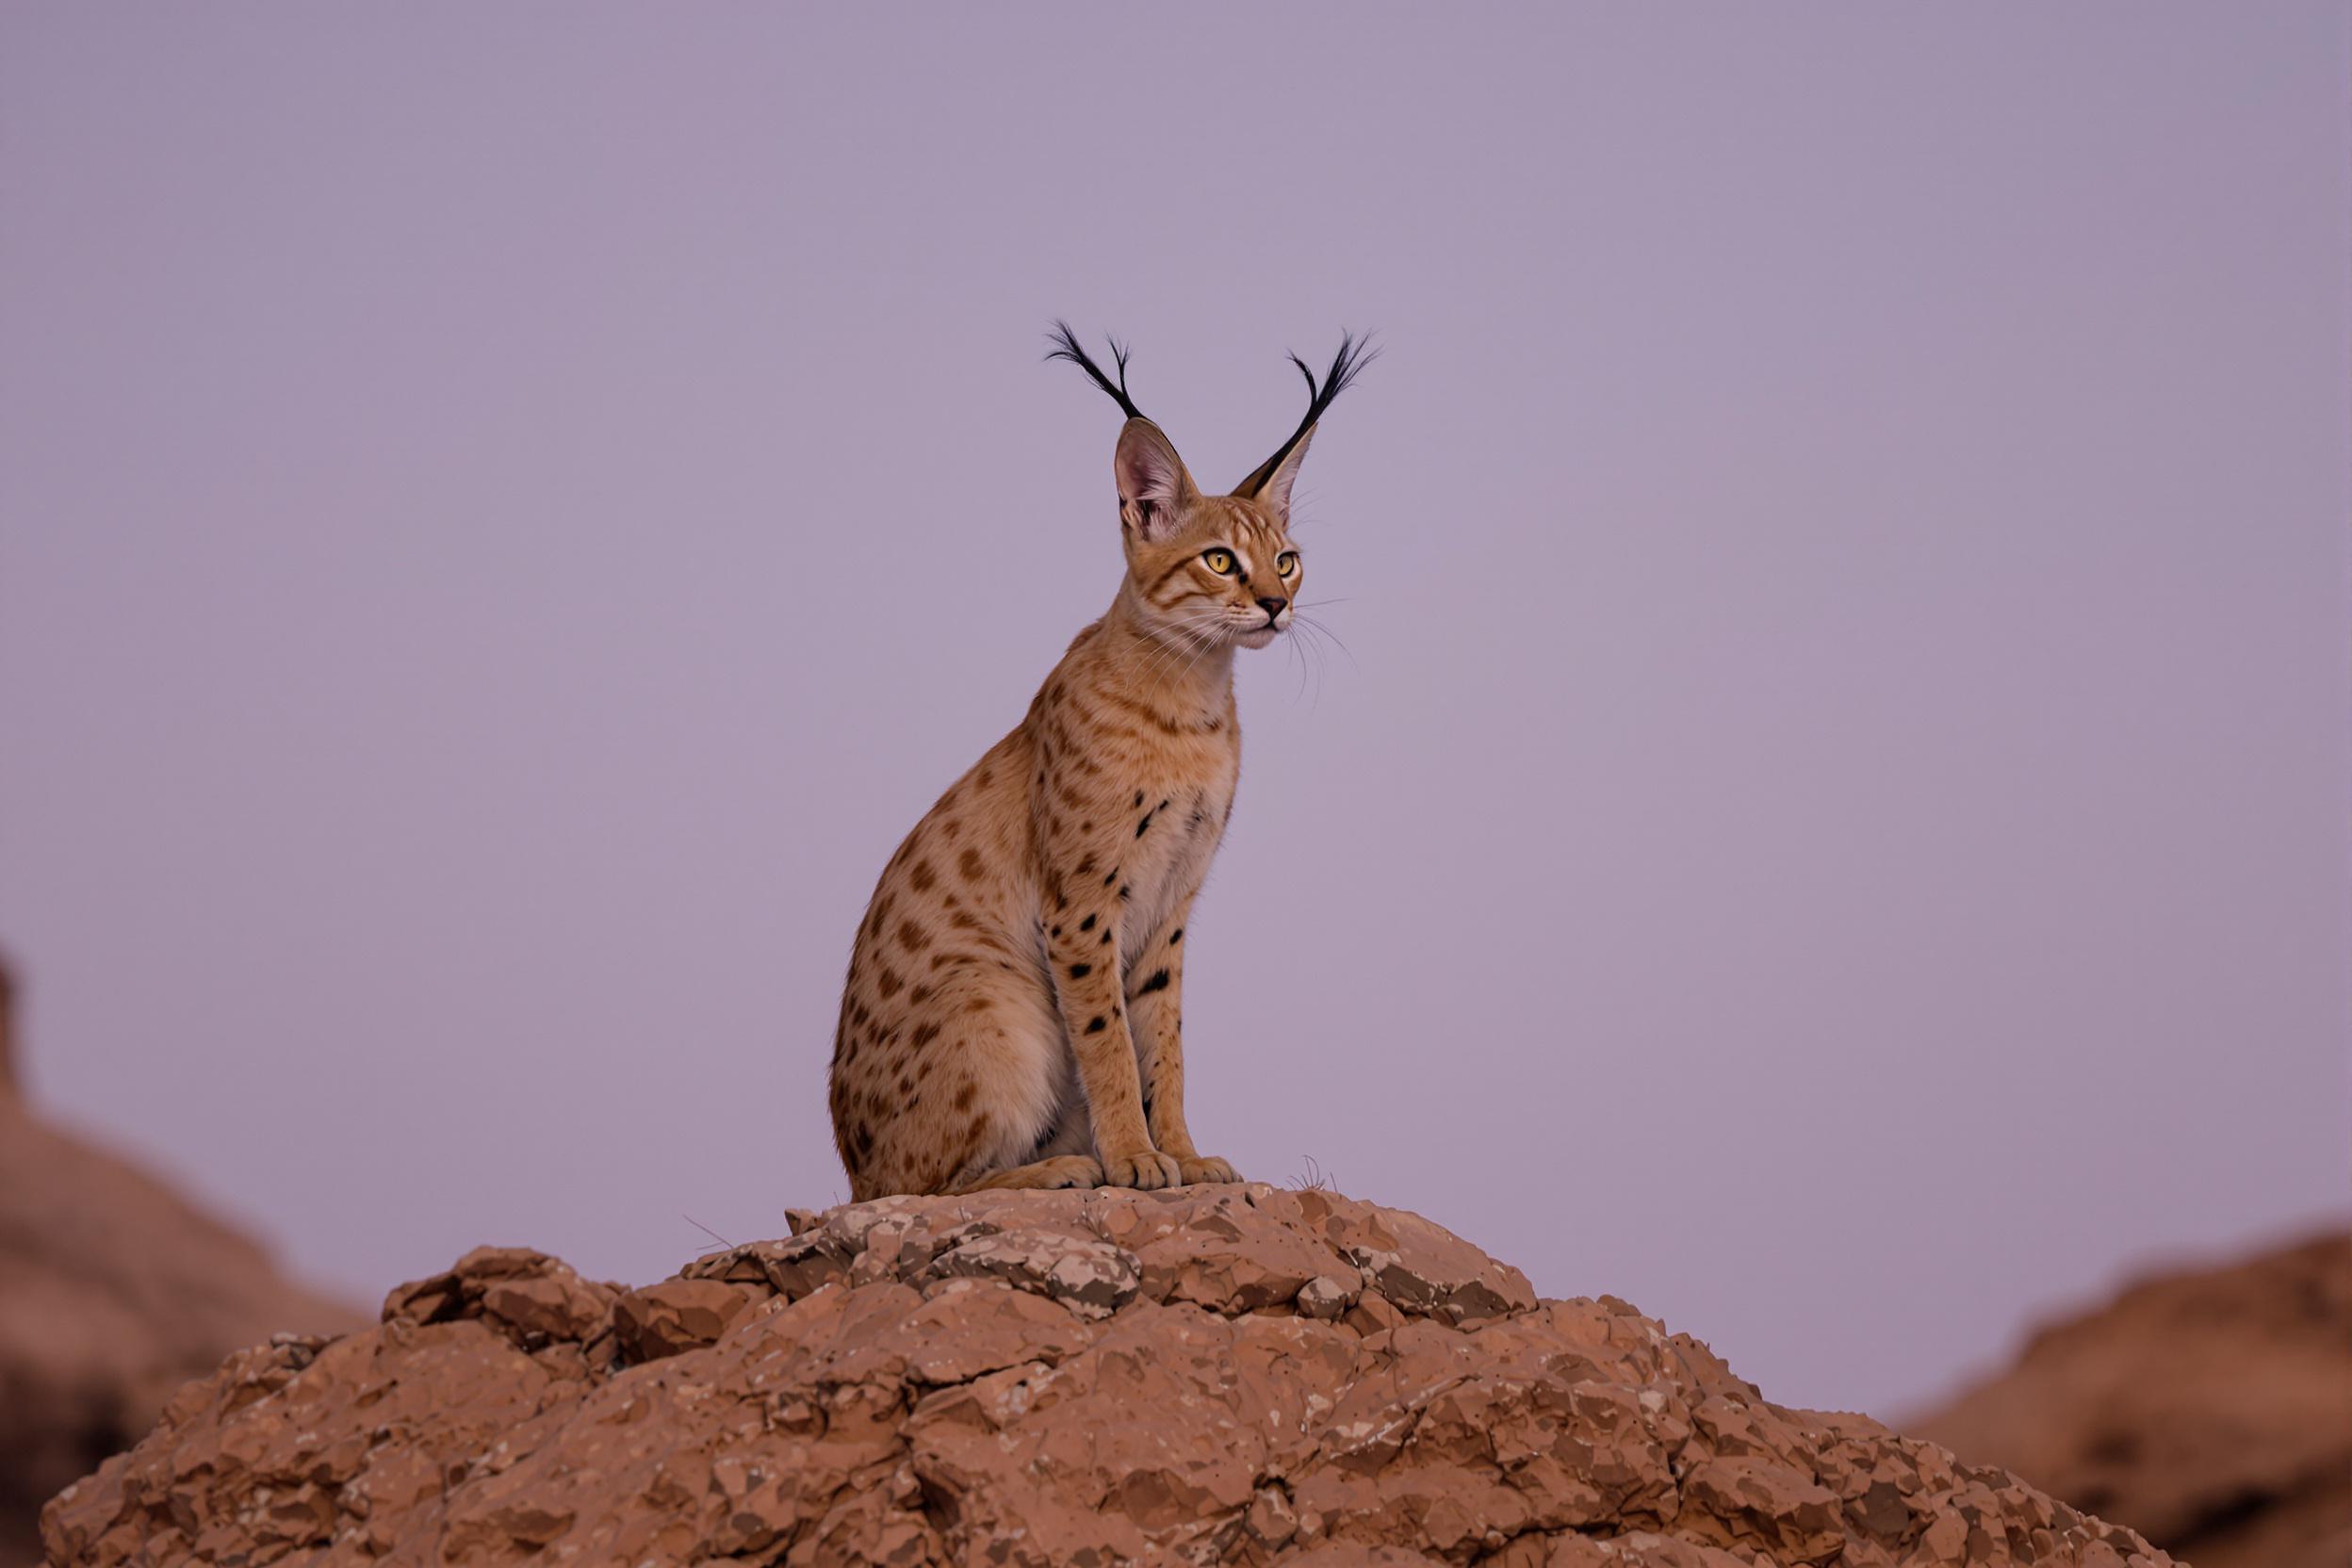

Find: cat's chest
[1111,743,1237,952]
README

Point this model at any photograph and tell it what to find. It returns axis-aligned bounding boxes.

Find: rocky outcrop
[44,1184,2171,1567]
[0,957,366,1566]
[0,957,18,1097]
[1912,1230,2352,1568]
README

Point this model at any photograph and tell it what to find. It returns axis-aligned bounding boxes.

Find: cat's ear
[1114,418,1198,539]
[1249,424,1315,524]
[1233,332,1375,524]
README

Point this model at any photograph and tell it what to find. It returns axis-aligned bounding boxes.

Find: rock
[1910,1229,2352,1568]
[1297,1274,1358,1320]
[0,956,16,1098]
[0,956,365,1566]
[384,1245,620,1348]
[612,1278,763,1361]
[923,1227,1141,1318]
[38,1182,2177,1567]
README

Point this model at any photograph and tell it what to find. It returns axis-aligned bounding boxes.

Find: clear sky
[3,5,2344,1418]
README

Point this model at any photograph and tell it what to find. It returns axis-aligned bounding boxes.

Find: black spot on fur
[1136,969,1170,995]
[1169,928,1184,944]
[1086,1016,1107,1034]
[1070,963,1092,979]
[1079,913,1096,932]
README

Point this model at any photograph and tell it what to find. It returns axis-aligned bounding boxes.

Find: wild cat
[827,324,1370,1200]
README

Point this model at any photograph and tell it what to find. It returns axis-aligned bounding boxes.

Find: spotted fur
[826,331,1364,1199]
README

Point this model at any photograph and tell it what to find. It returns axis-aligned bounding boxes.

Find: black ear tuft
[1046,320,1145,421]
[1235,332,1378,499]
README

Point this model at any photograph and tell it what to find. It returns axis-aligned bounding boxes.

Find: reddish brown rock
[613,1278,764,1362]
[41,1184,2174,1568]
[41,1189,2164,1568]
[0,957,17,1097]
[1911,1229,2352,1568]
[386,1246,621,1351]
[0,957,365,1566]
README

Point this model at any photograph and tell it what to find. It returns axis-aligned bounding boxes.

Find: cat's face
[1126,496,1300,651]
[1051,330,1366,657]
[1113,420,1303,652]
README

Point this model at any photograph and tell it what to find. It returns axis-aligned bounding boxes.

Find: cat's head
[1049,324,1371,651]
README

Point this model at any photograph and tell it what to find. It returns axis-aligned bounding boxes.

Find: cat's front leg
[1127,898,1239,1185]
[1041,871,1180,1191]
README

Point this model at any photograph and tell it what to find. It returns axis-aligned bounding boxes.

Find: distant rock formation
[0,956,365,1565]
[1912,1229,2352,1568]
[44,1184,2171,1567]
[0,956,18,1096]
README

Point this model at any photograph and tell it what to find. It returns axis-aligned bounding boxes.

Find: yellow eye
[1202,548,1235,575]
[1277,551,1299,577]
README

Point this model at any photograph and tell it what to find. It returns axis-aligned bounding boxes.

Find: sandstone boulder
[0,957,366,1565]
[42,1183,2173,1567]
[1912,1229,2351,1568]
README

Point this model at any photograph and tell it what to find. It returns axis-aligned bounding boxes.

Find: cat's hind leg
[849,956,1070,1199]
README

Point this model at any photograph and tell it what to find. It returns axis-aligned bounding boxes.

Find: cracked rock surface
[42,1185,2174,1567]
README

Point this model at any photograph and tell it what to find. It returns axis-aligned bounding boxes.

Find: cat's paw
[1178,1154,1240,1185]
[1101,1147,1183,1190]
[1041,1155,1104,1189]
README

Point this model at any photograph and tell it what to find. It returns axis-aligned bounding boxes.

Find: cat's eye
[1277,551,1299,577]
[1202,548,1235,575]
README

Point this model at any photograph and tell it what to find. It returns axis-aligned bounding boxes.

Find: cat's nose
[1255,596,1289,623]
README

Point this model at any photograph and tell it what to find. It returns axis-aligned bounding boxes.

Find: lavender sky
[3,6,2345,1418]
